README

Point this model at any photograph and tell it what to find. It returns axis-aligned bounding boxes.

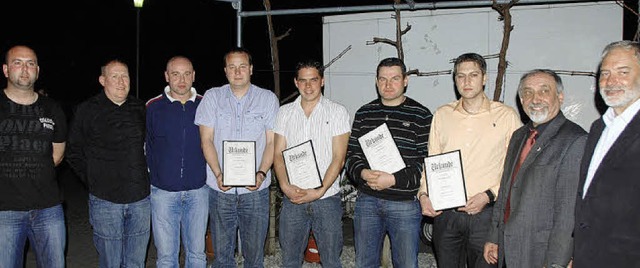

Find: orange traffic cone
[304,231,321,263]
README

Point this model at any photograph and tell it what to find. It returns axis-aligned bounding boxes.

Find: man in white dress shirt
[574,40,640,267]
[273,60,351,268]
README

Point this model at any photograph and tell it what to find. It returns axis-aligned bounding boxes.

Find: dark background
[1,0,638,114]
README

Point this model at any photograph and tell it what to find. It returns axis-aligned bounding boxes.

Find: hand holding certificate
[357,123,406,174]
[424,150,467,211]
[222,141,256,187]
[282,140,322,189]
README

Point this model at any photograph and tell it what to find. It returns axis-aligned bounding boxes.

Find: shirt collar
[225,84,255,101]
[295,95,325,111]
[164,86,197,103]
[99,91,127,106]
[603,98,640,126]
[454,93,491,114]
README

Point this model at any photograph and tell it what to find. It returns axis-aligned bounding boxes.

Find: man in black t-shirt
[0,45,67,267]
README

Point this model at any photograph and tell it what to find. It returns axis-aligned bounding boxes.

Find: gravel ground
[262,245,437,267]
[24,165,437,267]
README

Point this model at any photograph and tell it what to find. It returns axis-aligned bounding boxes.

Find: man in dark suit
[484,69,586,268]
[574,40,640,267]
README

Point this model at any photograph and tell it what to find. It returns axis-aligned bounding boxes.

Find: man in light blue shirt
[195,47,279,268]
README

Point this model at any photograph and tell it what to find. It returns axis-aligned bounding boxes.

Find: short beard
[600,86,640,109]
[527,104,548,125]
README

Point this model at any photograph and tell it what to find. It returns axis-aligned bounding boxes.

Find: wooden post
[265,185,278,255]
[262,0,290,255]
[491,0,519,101]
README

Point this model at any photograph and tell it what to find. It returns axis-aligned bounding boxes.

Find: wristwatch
[485,189,495,204]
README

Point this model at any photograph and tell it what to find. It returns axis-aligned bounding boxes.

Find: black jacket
[574,110,640,267]
[67,92,149,204]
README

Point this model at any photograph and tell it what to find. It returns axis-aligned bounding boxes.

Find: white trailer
[322,2,622,129]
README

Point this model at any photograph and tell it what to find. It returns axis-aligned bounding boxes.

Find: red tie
[504,128,538,223]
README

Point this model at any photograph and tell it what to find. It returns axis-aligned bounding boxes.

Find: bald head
[165,56,195,102]
[3,45,40,91]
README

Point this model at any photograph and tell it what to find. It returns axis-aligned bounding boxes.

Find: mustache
[601,85,626,92]
[528,103,547,110]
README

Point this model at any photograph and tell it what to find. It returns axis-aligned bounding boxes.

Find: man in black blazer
[483,70,586,268]
[574,40,640,267]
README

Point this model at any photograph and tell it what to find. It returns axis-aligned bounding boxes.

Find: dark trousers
[432,205,496,268]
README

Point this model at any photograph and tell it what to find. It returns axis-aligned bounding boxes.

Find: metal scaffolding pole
[236,0,242,47]
[238,0,601,17]
[220,0,608,45]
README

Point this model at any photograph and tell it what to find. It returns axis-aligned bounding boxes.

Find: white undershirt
[583,99,640,198]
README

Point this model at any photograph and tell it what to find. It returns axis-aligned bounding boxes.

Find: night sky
[2,0,638,116]
[1,0,338,113]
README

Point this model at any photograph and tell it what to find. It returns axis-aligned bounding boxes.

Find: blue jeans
[209,187,269,268]
[0,204,65,268]
[432,206,496,268]
[151,185,209,268]
[279,194,343,268]
[353,193,421,268]
[89,194,151,268]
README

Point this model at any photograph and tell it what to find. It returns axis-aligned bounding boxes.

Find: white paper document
[424,150,467,211]
[282,140,322,189]
[222,140,256,187]
[358,123,406,174]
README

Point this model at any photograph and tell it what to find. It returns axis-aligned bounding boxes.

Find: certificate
[222,141,256,187]
[282,140,322,189]
[357,123,406,174]
[424,150,467,211]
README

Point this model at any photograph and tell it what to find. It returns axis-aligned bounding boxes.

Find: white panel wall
[322,2,621,130]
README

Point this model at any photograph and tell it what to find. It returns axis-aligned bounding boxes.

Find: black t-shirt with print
[0,91,67,210]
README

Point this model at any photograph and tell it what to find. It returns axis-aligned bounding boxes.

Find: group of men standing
[417,40,640,268]
[1,39,639,268]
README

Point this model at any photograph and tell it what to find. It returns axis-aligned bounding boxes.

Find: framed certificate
[222,140,256,187]
[424,150,467,211]
[357,123,406,174]
[282,140,322,189]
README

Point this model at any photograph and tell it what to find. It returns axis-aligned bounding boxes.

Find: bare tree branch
[615,0,639,16]
[449,54,500,63]
[264,0,281,99]
[324,45,352,70]
[263,0,288,256]
[275,28,292,42]
[408,69,452,76]
[395,2,404,59]
[404,0,416,9]
[491,0,519,102]
[280,91,299,104]
[367,37,396,46]
[367,0,411,60]
[617,0,640,41]
[401,23,412,35]
[553,70,597,77]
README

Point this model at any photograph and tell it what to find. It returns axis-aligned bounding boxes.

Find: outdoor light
[134,0,144,98]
